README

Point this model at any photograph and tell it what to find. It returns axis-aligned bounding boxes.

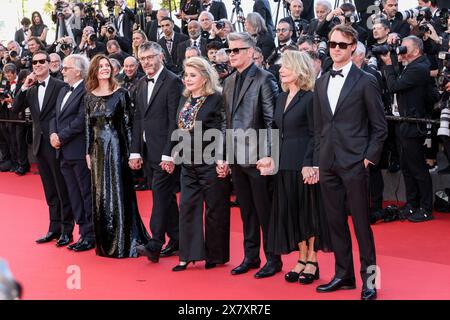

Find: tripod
[230,0,245,32]
[275,0,291,25]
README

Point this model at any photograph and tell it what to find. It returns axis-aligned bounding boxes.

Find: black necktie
[330,69,344,78]
[36,81,45,88]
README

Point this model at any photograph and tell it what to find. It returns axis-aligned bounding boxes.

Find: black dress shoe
[316,277,356,293]
[73,239,95,252]
[15,166,27,176]
[231,259,261,275]
[254,261,283,279]
[361,288,377,300]
[56,234,73,247]
[36,232,61,244]
[136,245,160,263]
[160,242,179,257]
[205,262,217,269]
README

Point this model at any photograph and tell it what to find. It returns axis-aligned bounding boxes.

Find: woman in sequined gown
[85,55,149,258]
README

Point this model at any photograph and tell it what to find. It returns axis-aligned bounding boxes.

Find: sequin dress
[85,88,150,258]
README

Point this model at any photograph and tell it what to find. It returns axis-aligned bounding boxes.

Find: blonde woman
[170,57,230,271]
[265,50,332,284]
[132,30,148,57]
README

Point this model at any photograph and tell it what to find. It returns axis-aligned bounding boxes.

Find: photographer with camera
[199,11,220,42]
[317,3,368,44]
[54,4,76,44]
[379,0,411,39]
[380,35,434,222]
[99,22,132,54]
[285,0,310,43]
[15,18,32,49]
[48,36,75,61]
[77,26,106,59]
[307,0,332,38]
[112,0,135,43]
[4,42,24,71]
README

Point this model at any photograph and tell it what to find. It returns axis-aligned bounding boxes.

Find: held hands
[128,158,143,170]
[49,133,61,149]
[216,160,229,178]
[256,157,275,176]
[302,166,319,184]
[160,160,175,174]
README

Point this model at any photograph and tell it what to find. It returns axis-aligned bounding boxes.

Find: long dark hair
[85,54,118,93]
[31,11,43,26]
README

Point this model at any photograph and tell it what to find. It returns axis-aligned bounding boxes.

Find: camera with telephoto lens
[396,6,432,22]
[9,50,18,59]
[0,73,11,100]
[332,11,358,25]
[60,43,72,50]
[107,24,116,34]
[372,38,407,56]
[89,33,97,42]
[21,55,32,69]
[215,21,225,30]
[436,8,450,31]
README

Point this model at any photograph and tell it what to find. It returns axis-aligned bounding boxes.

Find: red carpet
[1,170,450,300]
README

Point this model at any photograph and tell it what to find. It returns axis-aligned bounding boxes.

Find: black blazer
[14,29,26,47]
[176,37,208,67]
[313,64,387,170]
[146,20,181,42]
[223,63,278,164]
[273,91,314,171]
[208,1,228,21]
[285,16,309,43]
[383,55,431,138]
[49,81,86,160]
[12,76,66,156]
[158,32,189,74]
[172,92,226,162]
[131,68,183,163]
[300,0,315,21]
[115,6,135,42]
[256,31,275,61]
[253,0,275,37]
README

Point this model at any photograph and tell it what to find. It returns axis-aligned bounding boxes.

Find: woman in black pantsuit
[168,57,230,271]
[264,51,332,284]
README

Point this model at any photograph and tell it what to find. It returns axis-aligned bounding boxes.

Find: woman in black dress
[30,12,48,45]
[177,0,203,35]
[265,50,331,284]
[85,55,149,258]
[170,57,230,271]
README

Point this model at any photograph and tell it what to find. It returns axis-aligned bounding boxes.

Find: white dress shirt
[37,76,51,111]
[327,60,352,115]
[60,79,83,111]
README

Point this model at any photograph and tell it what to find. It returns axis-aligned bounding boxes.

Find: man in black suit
[146,9,181,43]
[49,54,94,252]
[130,41,181,263]
[12,50,74,246]
[219,32,280,279]
[285,0,310,43]
[313,25,387,300]
[114,0,136,43]
[381,0,411,39]
[177,20,208,67]
[202,0,227,21]
[380,36,434,222]
[158,17,189,74]
[14,18,32,48]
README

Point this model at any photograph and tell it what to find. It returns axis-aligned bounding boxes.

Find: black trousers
[369,164,384,211]
[36,139,74,234]
[179,164,231,263]
[0,122,11,161]
[231,165,279,262]
[15,123,29,167]
[144,161,179,251]
[320,162,376,288]
[60,158,94,240]
[396,130,433,211]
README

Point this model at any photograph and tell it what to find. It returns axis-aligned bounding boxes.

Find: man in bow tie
[313,25,387,300]
[287,0,310,43]
[49,54,95,252]
[12,50,74,247]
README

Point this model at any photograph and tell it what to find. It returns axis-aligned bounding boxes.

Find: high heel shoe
[172,261,195,272]
[298,261,319,285]
[285,260,306,283]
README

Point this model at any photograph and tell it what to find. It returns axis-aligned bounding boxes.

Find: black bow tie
[294,19,301,23]
[36,81,46,88]
[146,77,155,83]
[69,86,75,92]
[330,69,344,78]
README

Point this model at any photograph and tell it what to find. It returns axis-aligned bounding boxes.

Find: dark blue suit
[49,81,94,240]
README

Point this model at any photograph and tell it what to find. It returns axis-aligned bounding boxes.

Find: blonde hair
[182,57,222,97]
[280,50,316,92]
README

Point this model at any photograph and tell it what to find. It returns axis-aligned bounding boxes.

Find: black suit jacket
[223,63,278,164]
[146,20,181,42]
[208,1,228,21]
[131,68,183,163]
[256,31,275,61]
[12,77,66,156]
[313,64,387,170]
[383,55,431,138]
[49,82,86,160]
[14,29,26,47]
[253,0,275,37]
[285,16,309,43]
[158,32,189,74]
[300,0,315,21]
[274,91,314,171]
[116,7,135,42]
[176,37,208,67]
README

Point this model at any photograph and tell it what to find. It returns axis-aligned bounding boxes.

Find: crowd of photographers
[2,0,450,224]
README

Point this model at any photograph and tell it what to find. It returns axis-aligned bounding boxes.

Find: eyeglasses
[32,59,48,65]
[328,41,354,49]
[139,54,159,62]
[276,28,290,33]
[225,47,250,55]
[62,66,75,71]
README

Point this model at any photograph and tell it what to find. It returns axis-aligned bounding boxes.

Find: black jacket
[158,32,189,74]
[207,1,228,21]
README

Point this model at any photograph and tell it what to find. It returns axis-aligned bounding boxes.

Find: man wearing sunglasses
[221,32,279,279]
[313,25,387,300]
[12,50,74,247]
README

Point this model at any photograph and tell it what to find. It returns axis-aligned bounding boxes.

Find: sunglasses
[328,41,354,49]
[32,59,49,65]
[225,47,250,55]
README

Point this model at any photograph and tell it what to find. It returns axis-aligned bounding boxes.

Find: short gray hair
[354,41,366,57]
[64,54,90,79]
[2,63,17,74]
[403,35,423,54]
[138,41,163,55]
[227,32,257,48]
[199,11,214,21]
[7,41,20,52]
[245,12,267,34]
[315,0,332,11]
[185,46,202,56]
